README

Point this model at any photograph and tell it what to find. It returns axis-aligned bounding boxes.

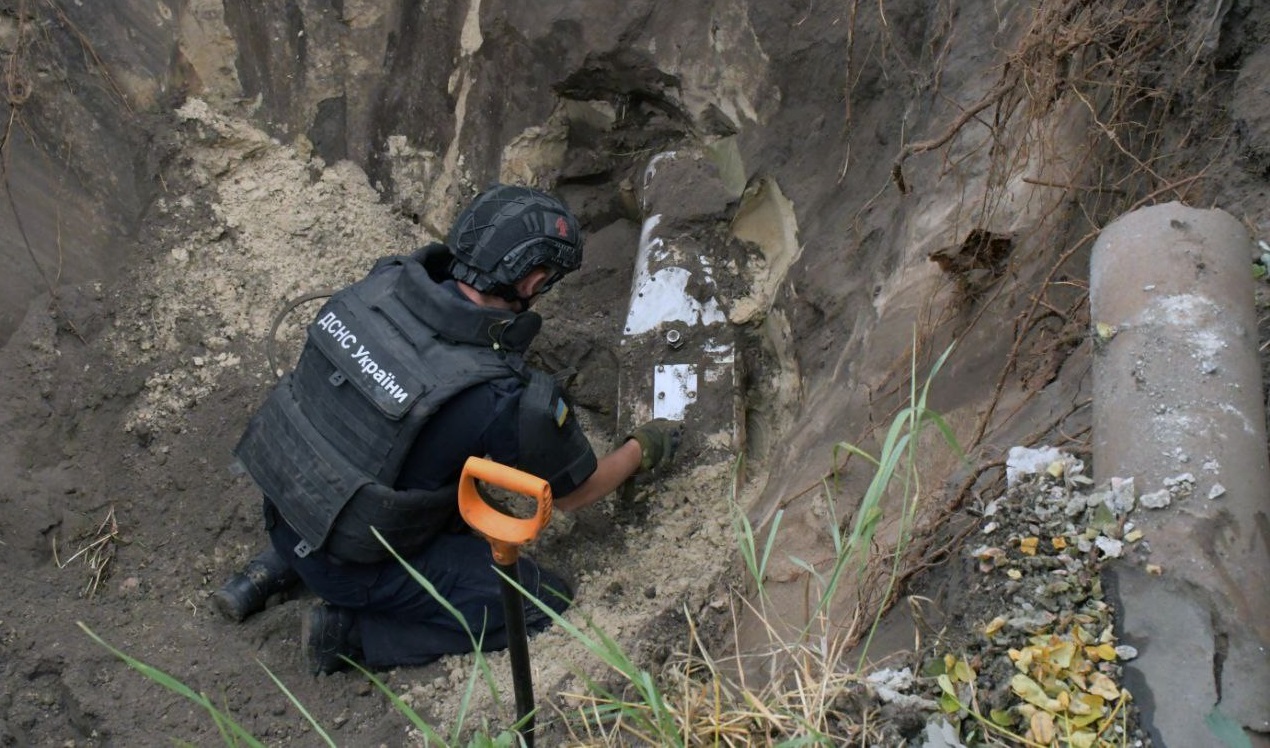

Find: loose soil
[1,1,1268,746]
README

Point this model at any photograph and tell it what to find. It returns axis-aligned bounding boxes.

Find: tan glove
[627,419,684,474]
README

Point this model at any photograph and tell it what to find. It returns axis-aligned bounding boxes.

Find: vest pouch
[323,482,458,564]
[234,378,372,551]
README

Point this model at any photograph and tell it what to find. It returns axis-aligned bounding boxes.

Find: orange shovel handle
[457,456,553,565]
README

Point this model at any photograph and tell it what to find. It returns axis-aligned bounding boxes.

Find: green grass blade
[78,622,266,747]
[257,660,337,746]
[833,440,881,469]
[348,661,447,743]
[372,526,504,717]
[494,569,683,744]
[924,409,968,463]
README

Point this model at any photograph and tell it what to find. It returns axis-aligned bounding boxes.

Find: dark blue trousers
[269,519,572,668]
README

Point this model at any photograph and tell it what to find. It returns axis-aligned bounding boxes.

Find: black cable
[265,289,333,378]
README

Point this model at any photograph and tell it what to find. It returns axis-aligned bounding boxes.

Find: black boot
[213,546,300,622]
[302,604,361,675]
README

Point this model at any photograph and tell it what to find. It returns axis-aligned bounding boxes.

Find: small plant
[779,334,961,664]
[728,453,784,614]
[500,569,683,744]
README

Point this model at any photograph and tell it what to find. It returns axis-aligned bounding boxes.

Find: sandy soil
[1,1,1268,745]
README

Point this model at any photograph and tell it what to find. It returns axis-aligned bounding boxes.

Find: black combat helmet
[448,184,583,301]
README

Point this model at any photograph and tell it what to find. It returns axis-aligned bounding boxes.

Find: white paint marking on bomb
[623,215,727,336]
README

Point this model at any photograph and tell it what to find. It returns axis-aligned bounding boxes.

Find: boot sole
[211,589,249,622]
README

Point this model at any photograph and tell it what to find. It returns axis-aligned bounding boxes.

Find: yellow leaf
[1029,710,1056,744]
[1050,641,1076,669]
[1146,563,1163,575]
[1057,689,1071,711]
[953,658,975,683]
[1071,694,1105,726]
[1095,322,1117,340]
[1069,729,1097,748]
[1019,537,1039,556]
[1010,647,1034,672]
[984,616,1006,637]
[1007,568,1023,580]
[1051,536,1067,550]
[1040,673,1064,694]
[1046,461,1065,478]
[1094,643,1118,661]
[1070,671,1088,691]
[1125,529,1143,543]
[1088,672,1120,699]
[1066,690,1092,715]
[944,653,957,671]
[1012,673,1061,711]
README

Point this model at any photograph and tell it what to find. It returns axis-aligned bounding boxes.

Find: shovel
[457,456,554,747]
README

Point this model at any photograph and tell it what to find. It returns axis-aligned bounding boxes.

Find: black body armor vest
[234,246,545,563]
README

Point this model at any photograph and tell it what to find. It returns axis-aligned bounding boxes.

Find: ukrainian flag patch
[553,397,569,427]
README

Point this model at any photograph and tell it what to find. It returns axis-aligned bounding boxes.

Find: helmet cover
[448,185,583,297]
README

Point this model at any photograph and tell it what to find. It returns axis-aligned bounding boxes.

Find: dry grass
[52,505,122,598]
[555,601,895,746]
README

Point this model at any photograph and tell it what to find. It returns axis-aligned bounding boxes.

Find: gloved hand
[627,419,683,474]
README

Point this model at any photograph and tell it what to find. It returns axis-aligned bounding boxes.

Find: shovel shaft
[499,562,535,747]
[456,457,551,745]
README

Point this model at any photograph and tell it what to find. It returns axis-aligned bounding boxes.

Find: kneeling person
[217,184,682,674]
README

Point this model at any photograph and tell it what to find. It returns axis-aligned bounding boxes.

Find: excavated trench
[1,0,1268,745]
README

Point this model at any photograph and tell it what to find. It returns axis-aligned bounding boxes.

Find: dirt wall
[0,1,179,345]
[1,0,1267,744]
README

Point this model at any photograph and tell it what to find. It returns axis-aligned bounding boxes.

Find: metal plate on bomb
[653,364,697,420]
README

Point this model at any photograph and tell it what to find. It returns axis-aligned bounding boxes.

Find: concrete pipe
[1090,202,1270,746]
